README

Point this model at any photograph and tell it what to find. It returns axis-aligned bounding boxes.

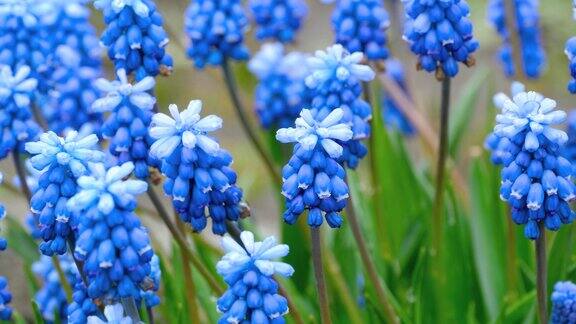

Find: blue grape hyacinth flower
[67,162,155,301]
[403,0,479,78]
[248,0,308,43]
[87,303,132,324]
[94,0,173,80]
[551,281,576,323]
[92,69,157,179]
[0,276,12,321]
[216,231,294,323]
[184,0,250,68]
[67,279,99,324]
[381,59,415,136]
[149,101,245,235]
[487,0,546,78]
[26,131,105,256]
[488,82,576,239]
[248,42,310,129]
[277,108,353,227]
[306,44,374,169]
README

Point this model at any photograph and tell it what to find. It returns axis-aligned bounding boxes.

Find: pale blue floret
[87,303,132,324]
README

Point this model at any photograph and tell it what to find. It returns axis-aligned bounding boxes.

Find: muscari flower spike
[0,276,12,321]
[486,82,576,239]
[248,42,311,129]
[216,231,294,323]
[305,44,374,169]
[184,0,250,68]
[92,69,157,179]
[277,108,353,227]
[248,0,308,43]
[87,303,132,324]
[0,64,41,160]
[402,0,479,78]
[94,0,173,80]
[381,59,415,136]
[149,100,245,235]
[26,131,105,256]
[551,281,576,324]
[487,0,546,78]
[67,162,155,301]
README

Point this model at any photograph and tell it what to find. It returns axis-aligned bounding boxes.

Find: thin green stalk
[221,58,282,187]
[311,227,332,324]
[536,223,547,324]
[176,217,202,324]
[51,255,72,301]
[431,78,451,254]
[121,297,142,322]
[505,205,518,297]
[146,307,155,324]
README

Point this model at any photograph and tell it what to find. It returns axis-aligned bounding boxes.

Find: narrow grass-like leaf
[5,217,39,265]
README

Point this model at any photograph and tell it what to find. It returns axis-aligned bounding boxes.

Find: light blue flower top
[0,65,37,107]
[91,69,156,113]
[93,0,149,17]
[87,304,132,324]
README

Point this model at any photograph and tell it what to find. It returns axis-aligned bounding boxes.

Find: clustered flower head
[248,42,310,129]
[26,131,104,256]
[0,65,41,159]
[67,162,155,301]
[149,101,245,235]
[551,281,576,323]
[487,0,546,78]
[403,0,479,78]
[381,59,415,135]
[327,0,391,61]
[248,0,308,43]
[94,0,173,80]
[277,108,353,227]
[305,44,374,169]
[216,231,294,323]
[184,0,250,68]
[92,69,157,179]
[0,276,12,321]
[487,82,576,239]
[87,303,132,324]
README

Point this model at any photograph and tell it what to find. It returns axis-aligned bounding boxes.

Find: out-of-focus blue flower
[551,281,576,324]
[26,131,104,256]
[0,65,41,159]
[184,0,250,68]
[94,0,173,80]
[306,44,374,169]
[149,101,245,235]
[565,37,576,94]
[487,82,576,239]
[0,173,6,251]
[563,111,576,167]
[248,43,310,129]
[67,162,155,301]
[328,0,390,60]
[487,0,546,78]
[87,303,132,324]
[277,108,353,227]
[381,59,415,135]
[402,0,479,78]
[216,231,294,323]
[92,69,157,179]
[248,0,308,43]
[67,279,99,324]
[0,276,12,321]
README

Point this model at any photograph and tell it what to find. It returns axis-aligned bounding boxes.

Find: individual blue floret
[487,0,546,78]
[184,0,250,68]
[277,108,353,227]
[92,69,157,179]
[0,276,12,321]
[0,65,41,160]
[487,82,576,239]
[381,59,415,135]
[216,231,294,323]
[94,0,173,80]
[26,131,105,256]
[248,42,310,129]
[402,0,479,78]
[149,101,245,235]
[551,281,576,324]
[306,44,374,168]
[248,0,308,43]
[67,162,155,301]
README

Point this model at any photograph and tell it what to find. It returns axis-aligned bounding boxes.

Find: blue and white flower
[87,303,132,324]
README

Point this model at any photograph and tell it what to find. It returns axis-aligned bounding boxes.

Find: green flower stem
[121,297,142,322]
[176,216,202,324]
[431,77,451,253]
[311,227,332,324]
[146,307,155,324]
[51,255,73,301]
[536,222,547,324]
[221,58,282,187]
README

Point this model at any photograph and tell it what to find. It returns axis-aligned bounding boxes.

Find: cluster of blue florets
[486,82,576,239]
[248,0,308,43]
[248,43,310,129]
[149,101,245,235]
[277,108,353,227]
[551,281,576,324]
[94,0,173,80]
[403,0,479,78]
[487,0,546,78]
[0,276,12,321]
[564,37,576,94]
[184,0,250,68]
[381,59,415,136]
[67,279,99,323]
